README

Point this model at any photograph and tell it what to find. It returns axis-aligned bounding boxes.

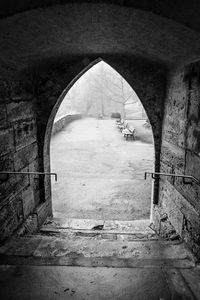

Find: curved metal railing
[144,171,200,186]
[0,171,57,182]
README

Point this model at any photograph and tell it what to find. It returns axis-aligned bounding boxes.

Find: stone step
[0,235,195,269]
[39,228,158,242]
[42,218,154,233]
[40,218,159,241]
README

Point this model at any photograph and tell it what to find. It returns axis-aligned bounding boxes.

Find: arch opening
[46,60,155,231]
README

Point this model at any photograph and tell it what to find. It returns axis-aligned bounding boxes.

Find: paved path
[51,118,154,221]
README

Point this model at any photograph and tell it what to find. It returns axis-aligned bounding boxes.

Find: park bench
[116,118,124,127]
[123,126,135,140]
[116,118,121,124]
[118,120,128,131]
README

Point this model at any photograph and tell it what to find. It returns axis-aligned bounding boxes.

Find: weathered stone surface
[182,218,200,259]
[22,186,35,219]
[13,142,38,171]
[162,70,187,149]
[186,124,200,155]
[173,178,200,214]
[1,1,200,250]
[14,119,37,150]
[160,141,185,171]
[36,201,52,227]
[7,101,35,123]
[0,127,14,156]
[0,194,23,241]
[0,153,14,171]
[156,63,200,257]
[186,76,200,155]
[0,104,7,128]
[0,167,29,207]
[181,268,200,299]
[163,269,195,299]
[23,213,38,234]
[159,181,184,236]
[185,150,200,180]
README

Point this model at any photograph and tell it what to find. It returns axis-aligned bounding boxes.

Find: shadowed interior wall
[0,2,200,257]
[153,61,200,258]
[0,77,40,240]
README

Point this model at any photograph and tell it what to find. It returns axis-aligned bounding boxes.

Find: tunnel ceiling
[1,0,200,33]
[1,3,200,72]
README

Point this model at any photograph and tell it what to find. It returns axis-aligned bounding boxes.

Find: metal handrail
[0,171,57,181]
[144,171,200,186]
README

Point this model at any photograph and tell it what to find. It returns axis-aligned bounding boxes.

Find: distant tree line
[56,62,146,120]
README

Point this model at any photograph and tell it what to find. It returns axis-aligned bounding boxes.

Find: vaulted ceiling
[0,1,200,72]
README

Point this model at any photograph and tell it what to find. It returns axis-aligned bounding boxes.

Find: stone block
[0,127,14,156]
[28,161,41,206]
[186,125,200,154]
[185,150,200,179]
[0,153,14,171]
[22,186,35,219]
[161,188,184,236]
[28,159,40,183]
[7,101,35,123]
[14,142,38,171]
[160,141,185,171]
[173,176,200,214]
[0,104,7,128]
[23,214,38,234]
[188,77,200,123]
[151,205,163,234]
[0,167,29,207]
[44,176,52,202]
[0,194,23,241]
[160,149,200,214]
[14,119,37,150]
[162,116,186,149]
[159,180,200,238]
[33,188,41,207]
[36,201,52,226]
[182,224,200,259]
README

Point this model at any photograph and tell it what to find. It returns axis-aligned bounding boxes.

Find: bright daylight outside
[50,61,154,233]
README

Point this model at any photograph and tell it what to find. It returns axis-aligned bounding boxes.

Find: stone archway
[43,58,162,223]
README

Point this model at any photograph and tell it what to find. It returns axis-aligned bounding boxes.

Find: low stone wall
[52,114,82,135]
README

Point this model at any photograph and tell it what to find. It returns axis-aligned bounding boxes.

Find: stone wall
[152,62,200,258]
[52,114,82,136]
[0,78,43,241]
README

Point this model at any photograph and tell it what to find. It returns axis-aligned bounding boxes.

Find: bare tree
[86,62,138,118]
[57,62,140,118]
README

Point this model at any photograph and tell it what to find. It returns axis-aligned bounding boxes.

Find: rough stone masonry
[0,2,200,260]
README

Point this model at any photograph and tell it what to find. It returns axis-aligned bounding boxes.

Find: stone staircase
[0,218,200,299]
[0,218,196,269]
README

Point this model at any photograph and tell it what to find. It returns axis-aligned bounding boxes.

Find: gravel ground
[50,118,154,221]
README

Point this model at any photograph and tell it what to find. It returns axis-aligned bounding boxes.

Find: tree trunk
[122,104,126,119]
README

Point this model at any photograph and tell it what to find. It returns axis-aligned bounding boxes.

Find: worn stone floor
[1,119,199,299]
[0,219,200,299]
[50,118,153,221]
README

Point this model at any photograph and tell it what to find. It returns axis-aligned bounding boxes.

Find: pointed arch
[43,58,160,219]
